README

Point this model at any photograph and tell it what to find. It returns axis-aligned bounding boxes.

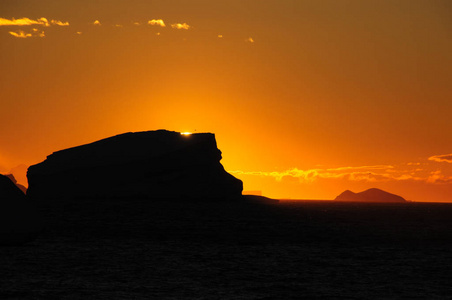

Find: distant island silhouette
[334,188,407,203]
[27,130,243,200]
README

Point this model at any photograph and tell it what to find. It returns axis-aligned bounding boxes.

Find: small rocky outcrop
[242,195,279,204]
[27,130,243,200]
[334,188,406,203]
[6,174,27,194]
[0,174,40,245]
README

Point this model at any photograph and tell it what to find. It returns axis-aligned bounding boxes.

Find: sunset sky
[1,0,451,202]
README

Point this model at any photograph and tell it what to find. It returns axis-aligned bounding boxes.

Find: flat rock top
[29,130,220,173]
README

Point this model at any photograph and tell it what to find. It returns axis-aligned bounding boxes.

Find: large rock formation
[334,188,407,203]
[0,174,40,245]
[27,130,243,200]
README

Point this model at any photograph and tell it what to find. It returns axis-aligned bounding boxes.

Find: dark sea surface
[2,199,452,299]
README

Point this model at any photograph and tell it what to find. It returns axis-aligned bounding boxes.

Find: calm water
[1,199,452,299]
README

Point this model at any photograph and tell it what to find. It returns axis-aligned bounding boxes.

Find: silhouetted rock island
[334,188,406,203]
[27,130,243,200]
[0,174,40,245]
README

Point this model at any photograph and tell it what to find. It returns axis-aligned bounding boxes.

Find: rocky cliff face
[334,188,406,203]
[27,130,243,200]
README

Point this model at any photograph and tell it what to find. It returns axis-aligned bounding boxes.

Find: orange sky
[1,0,451,202]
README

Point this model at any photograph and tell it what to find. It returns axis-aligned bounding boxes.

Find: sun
[180,132,192,136]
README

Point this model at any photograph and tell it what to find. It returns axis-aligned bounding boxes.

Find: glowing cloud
[8,29,45,38]
[0,17,43,26]
[429,154,452,163]
[51,20,69,26]
[1,17,46,26]
[93,20,101,26]
[326,165,394,172]
[230,164,437,184]
[246,37,254,43]
[39,18,50,26]
[218,34,223,38]
[426,170,452,184]
[171,23,190,30]
[148,19,166,27]
[0,17,68,27]
[8,30,32,38]
[230,168,320,182]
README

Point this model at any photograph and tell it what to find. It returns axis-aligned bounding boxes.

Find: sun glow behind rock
[1,1,451,202]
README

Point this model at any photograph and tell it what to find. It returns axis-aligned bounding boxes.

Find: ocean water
[1,199,452,299]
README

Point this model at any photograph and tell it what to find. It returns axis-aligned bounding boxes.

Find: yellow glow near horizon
[1,1,451,202]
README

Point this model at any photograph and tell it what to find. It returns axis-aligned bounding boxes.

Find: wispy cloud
[93,20,101,26]
[171,23,190,30]
[429,154,452,163]
[8,29,45,38]
[426,170,452,184]
[326,165,394,172]
[246,37,254,43]
[148,19,166,27]
[51,20,69,26]
[0,17,68,27]
[229,164,439,184]
[8,30,32,38]
[0,17,47,26]
[230,168,320,182]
